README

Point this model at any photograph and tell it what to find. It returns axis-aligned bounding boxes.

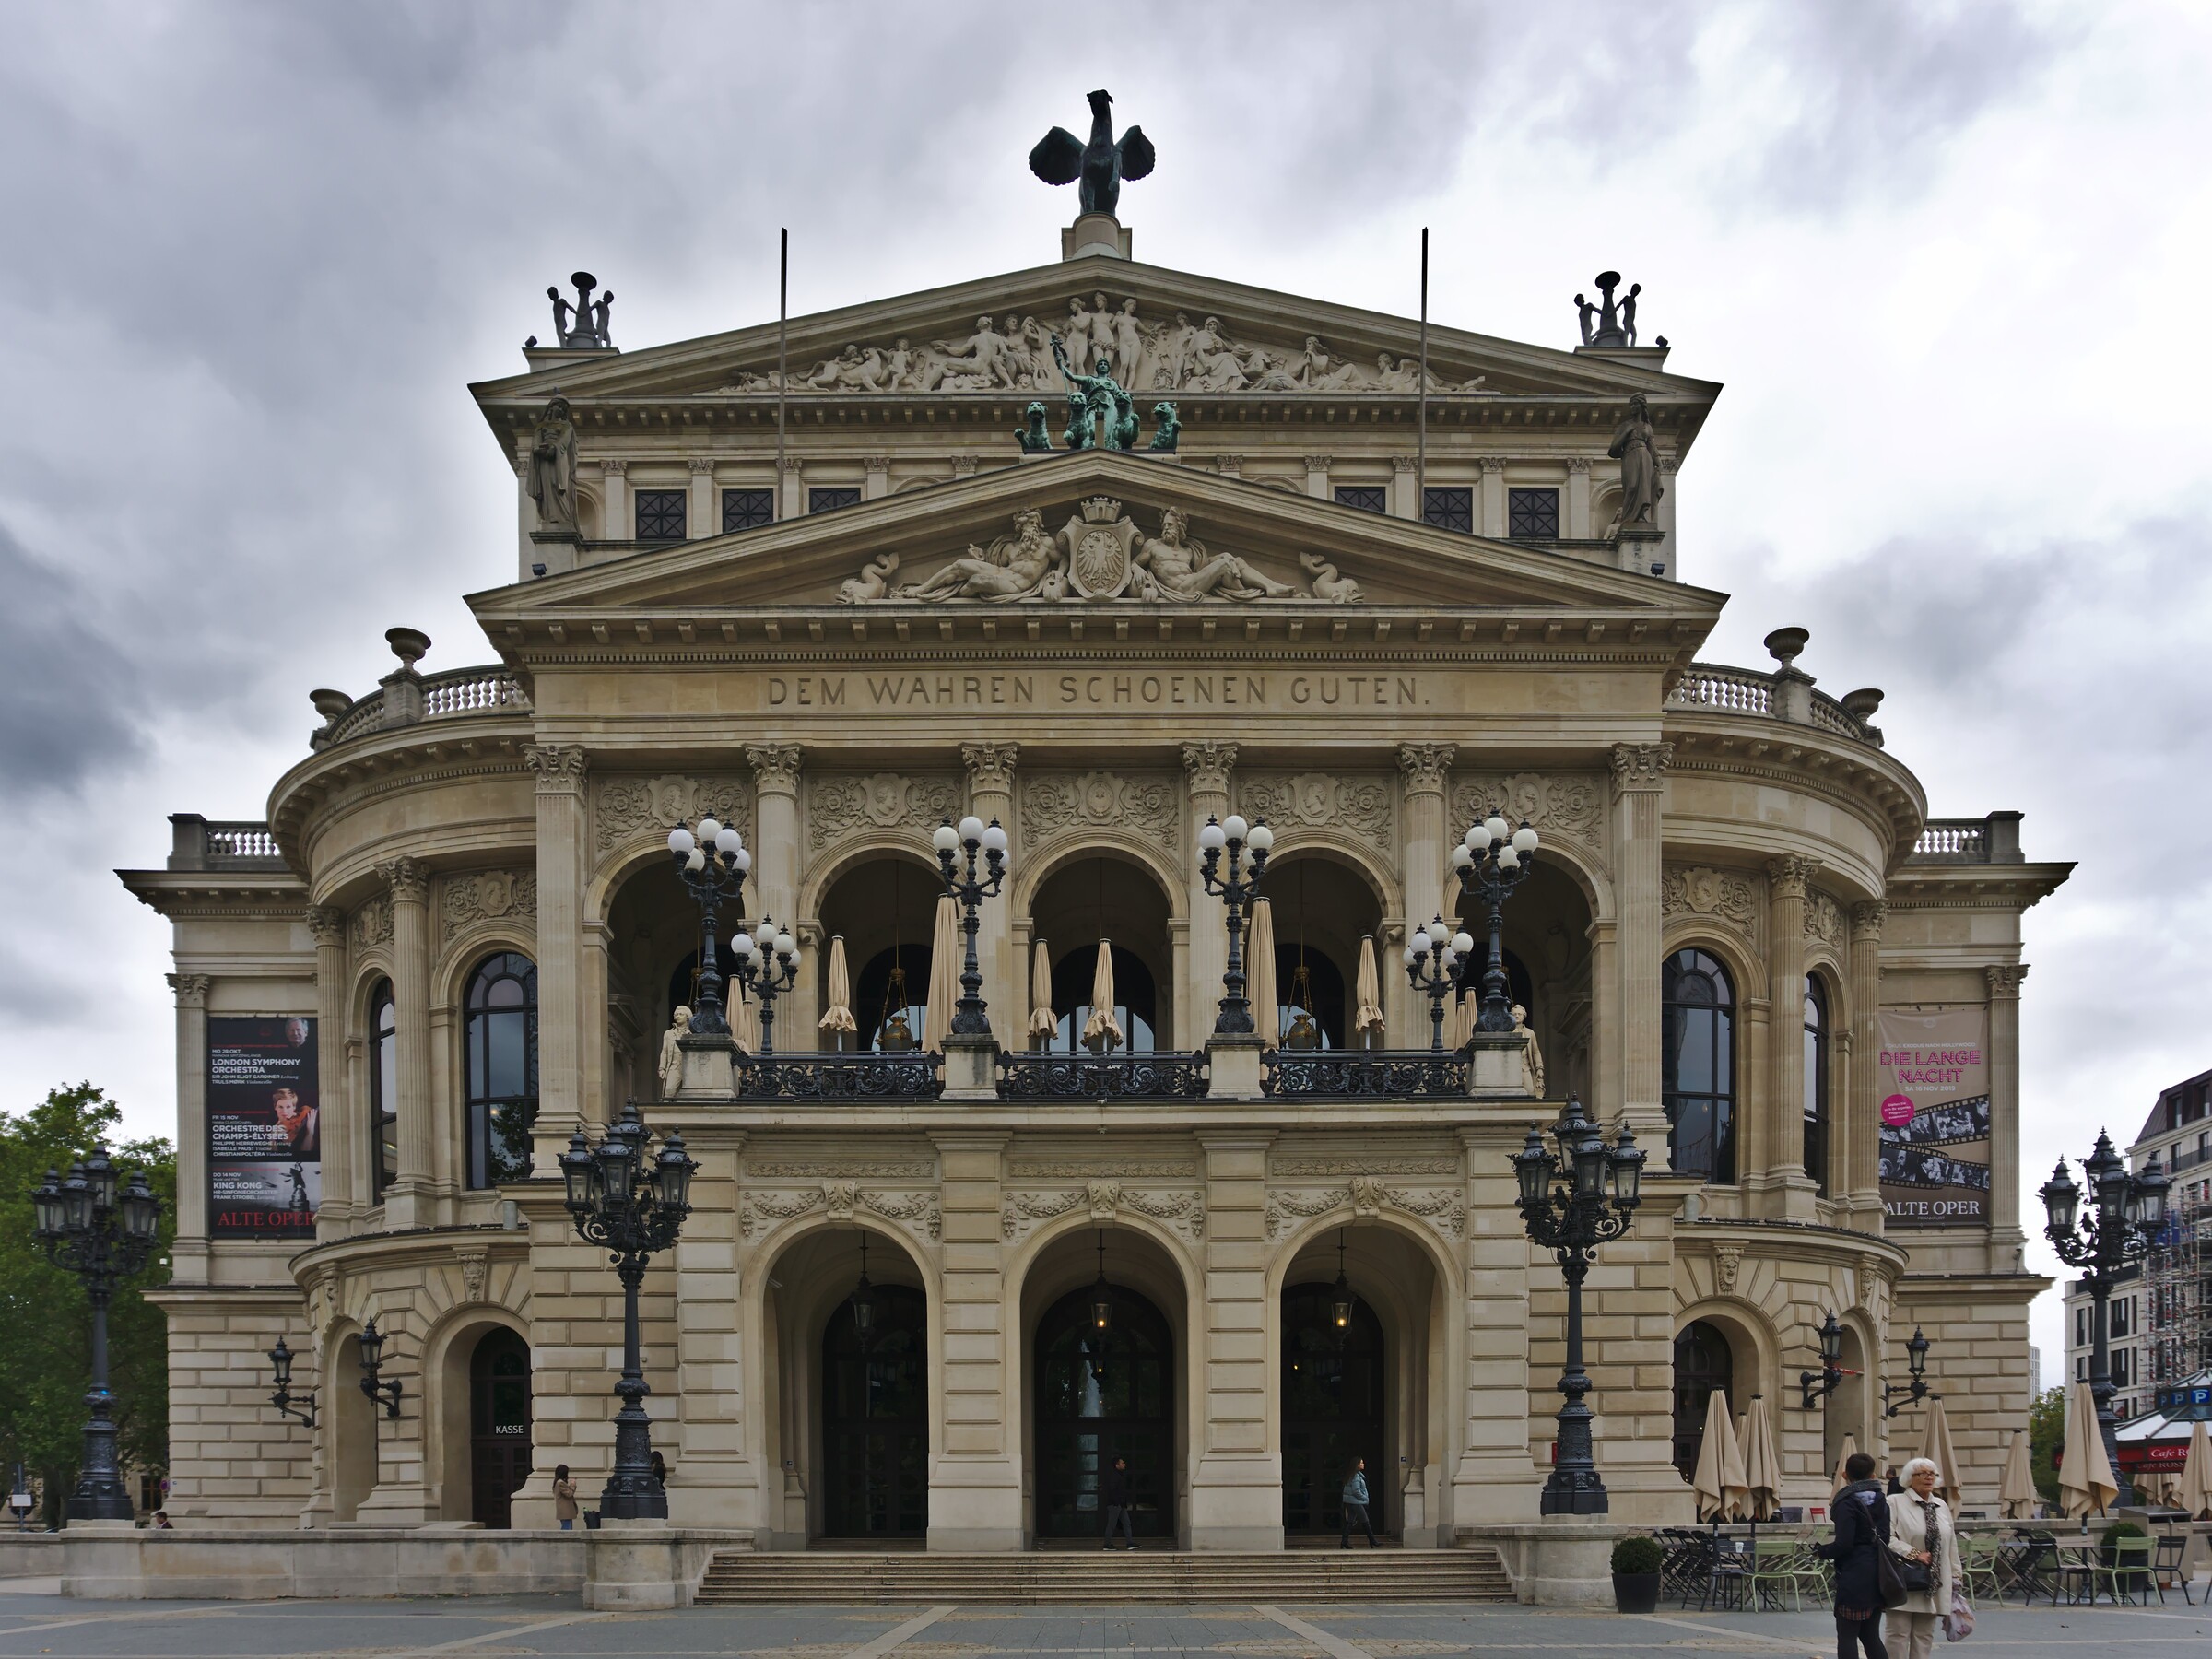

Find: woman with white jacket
[1885,1457,1963,1659]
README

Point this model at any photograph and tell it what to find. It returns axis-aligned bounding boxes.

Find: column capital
[524,742,589,792]
[1303,454,1332,470]
[962,742,1018,793]
[1567,456,1592,474]
[1181,740,1238,795]
[1214,454,1243,477]
[1608,741,1673,792]
[1396,742,1455,796]
[1658,453,1682,474]
[379,857,430,903]
[1850,900,1888,940]
[689,455,714,475]
[600,456,628,477]
[1478,456,1507,474]
[780,454,806,474]
[951,456,979,478]
[305,905,347,948]
[1390,453,1418,474]
[747,742,803,795]
[1985,962,2028,1000]
[1765,854,1815,900]
[166,971,210,1008]
[863,455,890,475]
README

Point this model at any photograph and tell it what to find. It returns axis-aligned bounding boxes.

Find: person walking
[553,1465,579,1531]
[1339,1456,1379,1548]
[1885,1458,1961,1659]
[1817,1451,1890,1659]
[1100,1454,1135,1550]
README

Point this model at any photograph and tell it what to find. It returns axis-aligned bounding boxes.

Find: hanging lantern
[1331,1230,1355,1332]
[1088,1231,1113,1333]
[849,1234,877,1347]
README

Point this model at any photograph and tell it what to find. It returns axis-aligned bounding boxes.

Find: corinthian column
[1395,744,1454,1051]
[1609,743,1671,1153]
[1182,742,1237,1046]
[1845,901,1887,1230]
[379,857,435,1229]
[1762,855,1816,1218]
[525,744,587,1163]
[1986,962,2026,1243]
[307,905,352,1238]
[964,742,1018,1047]
[747,744,806,1036]
[167,972,211,1282]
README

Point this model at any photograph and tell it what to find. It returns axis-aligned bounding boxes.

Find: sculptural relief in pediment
[718,296,1488,399]
[841,498,1363,607]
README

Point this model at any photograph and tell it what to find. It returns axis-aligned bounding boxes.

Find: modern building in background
[120,189,2062,1545]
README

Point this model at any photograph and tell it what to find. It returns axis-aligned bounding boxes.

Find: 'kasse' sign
[1877,1007,1991,1228]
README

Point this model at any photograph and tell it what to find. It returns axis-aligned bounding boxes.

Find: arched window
[465,953,537,1189]
[1662,948,1735,1182]
[370,981,398,1201]
[1804,975,1830,1196]
[1672,1320,1734,1478]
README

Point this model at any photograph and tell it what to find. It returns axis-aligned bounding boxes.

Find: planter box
[1613,1570,1661,1614]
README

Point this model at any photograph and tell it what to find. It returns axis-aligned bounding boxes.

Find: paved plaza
[0,1582,2204,1659]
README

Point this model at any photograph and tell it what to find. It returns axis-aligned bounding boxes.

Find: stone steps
[695,1547,1515,1605]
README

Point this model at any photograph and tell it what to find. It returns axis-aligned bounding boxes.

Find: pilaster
[379,857,435,1229]
[1566,457,1592,540]
[1758,855,1817,1218]
[526,743,588,1170]
[929,1132,1019,1549]
[1845,902,1887,1229]
[601,457,629,542]
[307,907,353,1238]
[1302,454,1331,500]
[168,972,211,1282]
[1608,744,1670,1155]
[1189,1132,1279,1549]
[1395,744,1453,1052]
[1477,457,1507,538]
[963,743,1018,1048]
[1390,453,1419,520]
[863,454,891,501]
[687,456,714,539]
[1182,742,1236,1044]
[1985,963,2026,1246]
[778,454,804,523]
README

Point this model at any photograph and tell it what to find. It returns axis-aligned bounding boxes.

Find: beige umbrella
[1690,1388,1749,1522]
[1920,1395,1964,1512]
[1082,939,1123,1052]
[1353,936,1385,1046]
[1247,899,1278,1046]
[818,935,857,1048]
[1028,938,1057,1045]
[730,980,760,1055]
[1451,988,1478,1052]
[2060,1381,2118,1517]
[1999,1428,2037,1519]
[1741,1394,1782,1522]
[921,894,959,1052]
[1830,1432,1860,1494]
[2178,1418,2212,1519]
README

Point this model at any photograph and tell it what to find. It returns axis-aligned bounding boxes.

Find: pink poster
[1877,1007,1991,1228]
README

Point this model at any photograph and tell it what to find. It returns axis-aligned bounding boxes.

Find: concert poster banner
[208,1016,321,1238]
[1877,1006,1992,1229]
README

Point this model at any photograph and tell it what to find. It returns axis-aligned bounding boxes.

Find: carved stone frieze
[595,775,753,853]
[1805,890,1844,951]
[351,897,393,948]
[441,870,538,940]
[739,1182,940,1242]
[808,773,961,850]
[749,1159,936,1180]
[1451,773,1606,861]
[1001,1182,1204,1243]
[1021,771,1177,846]
[1661,865,1763,941]
[1238,773,1393,845]
[861,1191,942,1241]
[1273,1154,1459,1178]
[1008,1159,1198,1180]
[1000,1189,1086,1238]
[739,1189,824,1236]
[1265,1180,1465,1239]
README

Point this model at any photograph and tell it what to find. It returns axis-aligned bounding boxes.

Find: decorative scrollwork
[808,773,961,849]
[861,1191,942,1241]
[1020,771,1177,847]
[1261,1052,1467,1099]
[1237,772,1394,845]
[1001,1189,1088,1239]
[597,775,752,853]
[994,1052,1210,1100]
[735,1055,943,1100]
[738,1189,826,1238]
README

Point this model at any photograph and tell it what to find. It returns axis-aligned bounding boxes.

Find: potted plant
[1611,1534,1664,1613]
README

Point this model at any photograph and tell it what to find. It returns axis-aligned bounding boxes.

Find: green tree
[0,1085,175,1527]
[2029,1383,2066,1502]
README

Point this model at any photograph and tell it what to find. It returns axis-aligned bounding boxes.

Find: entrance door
[1673,1320,1734,1479]
[821,1284,927,1538]
[468,1328,532,1528]
[1281,1283,1385,1535]
[1034,1284,1173,1538]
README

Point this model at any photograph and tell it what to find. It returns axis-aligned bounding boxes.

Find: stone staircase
[694,1547,1515,1605]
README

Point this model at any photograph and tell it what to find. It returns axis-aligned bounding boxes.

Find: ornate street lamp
[934,815,1009,1036]
[1403,915,1473,1053]
[1450,811,1538,1033]
[357,1317,405,1417]
[1799,1311,1849,1413]
[2041,1131,2166,1501]
[559,1099,698,1520]
[729,916,802,1053]
[29,1147,162,1521]
[1197,813,1273,1034]
[667,816,750,1036]
[1882,1326,1934,1418]
[1511,1096,1644,1515]
[266,1337,317,1428]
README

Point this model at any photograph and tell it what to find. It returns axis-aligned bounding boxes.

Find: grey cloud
[0,524,146,794]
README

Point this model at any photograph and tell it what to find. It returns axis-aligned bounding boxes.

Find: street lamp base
[1538,1477,1610,1517]
[66,1484,136,1524]
[598,1482,670,1522]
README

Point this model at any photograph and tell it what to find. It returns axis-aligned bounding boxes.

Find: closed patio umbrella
[2179,1419,2212,1519]
[1082,938,1123,1052]
[1691,1388,1749,1522]
[1999,1428,2038,1519]
[1353,936,1385,1046]
[1831,1431,1860,1496]
[1741,1394,1782,1522]
[818,935,857,1048]
[1247,899,1277,1046]
[2060,1381,2118,1518]
[730,980,759,1055]
[1451,987,1478,1052]
[1920,1394,1963,1512]
[1028,938,1057,1045]
[921,894,959,1052]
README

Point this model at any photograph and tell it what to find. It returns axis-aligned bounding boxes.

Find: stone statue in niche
[837,551,900,603]
[1608,392,1663,532]
[1028,88,1155,216]
[1299,551,1365,604]
[1512,1003,1546,1098]
[523,396,580,533]
[1132,507,1293,601]
[659,1006,691,1098]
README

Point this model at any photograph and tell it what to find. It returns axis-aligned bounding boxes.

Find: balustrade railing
[735,1053,942,1100]
[994,1051,1211,1100]
[1261,1049,1469,1099]
[324,666,531,746]
[1912,819,1991,862]
[1666,665,1773,717]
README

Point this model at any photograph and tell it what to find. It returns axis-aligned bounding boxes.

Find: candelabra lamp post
[1450,812,1538,1032]
[559,1100,697,1520]
[933,814,1008,1036]
[1511,1096,1645,1515]
[729,918,802,1053]
[666,816,750,1035]
[1881,1326,1933,1418]
[1197,813,1273,1033]
[29,1148,163,1522]
[2041,1131,2167,1502]
[1404,916,1473,1053]
[1800,1311,1848,1413]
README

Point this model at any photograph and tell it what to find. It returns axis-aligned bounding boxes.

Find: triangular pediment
[469,253,1716,419]
[470,450,1723,640]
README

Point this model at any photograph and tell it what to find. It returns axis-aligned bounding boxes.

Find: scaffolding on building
[2144,1182,2212,1391]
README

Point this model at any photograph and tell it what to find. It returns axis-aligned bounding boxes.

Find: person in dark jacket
[1339,1457,1379,1548]
[1818,1452,1891,1659]
[1101,1455,1135,1549]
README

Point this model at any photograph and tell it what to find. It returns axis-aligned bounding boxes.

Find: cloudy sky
[3,1,2206,1371]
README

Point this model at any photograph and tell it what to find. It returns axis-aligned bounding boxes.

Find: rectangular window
[2076,1308,2086,1346]
[1508,488,1559,538]
[634,490,686,540]
[721,488,774,532]
[808,487,862,514]
[1422,487,1473,533]
[1334,485,1387,514]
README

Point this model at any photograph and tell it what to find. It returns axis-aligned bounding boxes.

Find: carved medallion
[596,776,752,853]
[808,773,960,849]
[1065,505,1138,600]
[1021,771,1177,846]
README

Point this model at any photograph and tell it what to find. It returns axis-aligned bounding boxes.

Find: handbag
[1875,1546,1912,1608]
[1944,1585,1975,1641]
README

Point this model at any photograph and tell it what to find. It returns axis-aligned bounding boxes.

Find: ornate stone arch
[796,834,943,924]
[1009,831,1187,924]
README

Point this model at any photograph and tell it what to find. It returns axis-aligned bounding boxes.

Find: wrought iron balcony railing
[1262,1049,1469,1099]
[994,1051,1211,1100]
[735,1053,943,1100]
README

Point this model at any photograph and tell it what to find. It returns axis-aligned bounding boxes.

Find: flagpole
[776,227,788,521]
[1417,227,1430,516]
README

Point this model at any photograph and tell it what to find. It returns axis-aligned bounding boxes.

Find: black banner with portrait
[207,1016,321,1238]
